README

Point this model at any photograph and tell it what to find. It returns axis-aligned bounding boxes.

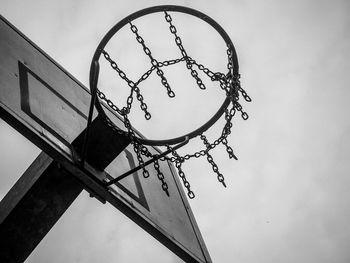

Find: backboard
[0,15,211,263]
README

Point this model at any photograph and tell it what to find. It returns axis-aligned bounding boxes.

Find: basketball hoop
[84,5,251,198]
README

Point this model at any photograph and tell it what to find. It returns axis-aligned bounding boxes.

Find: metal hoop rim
[90,5,239,146]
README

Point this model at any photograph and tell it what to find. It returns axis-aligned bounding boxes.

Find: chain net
[98,11,251,199]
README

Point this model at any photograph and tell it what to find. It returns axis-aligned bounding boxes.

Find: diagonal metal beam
[0,152,84,263]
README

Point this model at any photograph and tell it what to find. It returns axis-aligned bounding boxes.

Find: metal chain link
[225,46,250,120]
[97,89,124,115]
[133,142,150,178]
[189,58,226,82]
[158,57,185,67]
[200,134,226,187]
[129,22,175,98]
[163,101,237,163]
[227,46,234,75]
[101,50,151,119]
[96,11,252,199]
[167,146,195,199]
[237,79,252,102]
[135,65,156,86]
[153,160,169,196]
[221,137,237,160]
[164,11,206,90]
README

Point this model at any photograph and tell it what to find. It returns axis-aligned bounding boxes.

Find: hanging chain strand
[154,160,170,196]
[167,145,195,199]
[97,11,252,199]
[97,90,124,115]
[133,142,150,178]
[123,112,161,186]
[101,50,151,119]
[221,105,238,160]
[226,46,250,119]
[200,134,227,187]
[129,22,175,98]
[164,11,206,90]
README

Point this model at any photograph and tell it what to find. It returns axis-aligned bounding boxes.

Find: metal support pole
[81,60,100,165]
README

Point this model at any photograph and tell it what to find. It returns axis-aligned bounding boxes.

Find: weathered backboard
[0,15,211,263]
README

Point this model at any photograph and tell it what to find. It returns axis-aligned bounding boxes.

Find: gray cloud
[1,0,350,262]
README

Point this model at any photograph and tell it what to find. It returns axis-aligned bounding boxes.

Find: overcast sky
[1,0,350,262]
